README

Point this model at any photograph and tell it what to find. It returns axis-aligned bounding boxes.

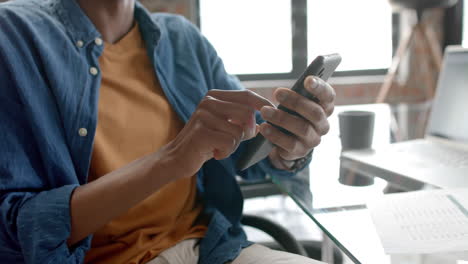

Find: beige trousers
[147,239,325,264]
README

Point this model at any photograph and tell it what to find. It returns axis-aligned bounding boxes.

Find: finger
[324,103,335,117]
[269,148,295,170]
[276,146,304,162]
[196,109,245,147]
[274,88,330,135]
[198,108,259,142]
[274,136,319,161]
[207,89,274,111]
[199,95,257,133]
[304,76,336,105]
[259,123,307,160]
[304,76,336,116]
[260,106,314,139]
[200,126,237,160]
[301,129,322,150]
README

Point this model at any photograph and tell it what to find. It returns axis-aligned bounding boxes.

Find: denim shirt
[0,0,302,263]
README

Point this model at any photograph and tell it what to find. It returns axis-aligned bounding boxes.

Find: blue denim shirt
[0,0,302,263]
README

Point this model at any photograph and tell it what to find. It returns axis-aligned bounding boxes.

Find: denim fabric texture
[0,0,304,263]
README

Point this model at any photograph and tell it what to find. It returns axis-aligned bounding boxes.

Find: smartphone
[236,54,342,171]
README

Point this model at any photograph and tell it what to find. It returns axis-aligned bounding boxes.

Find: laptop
[340,46,468,190]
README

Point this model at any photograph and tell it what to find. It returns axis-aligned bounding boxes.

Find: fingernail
[277,91,288,102]
[262,107,275,119]
[310,77,320,89]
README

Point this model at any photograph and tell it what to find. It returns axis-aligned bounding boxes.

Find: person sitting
[0,0,336,263]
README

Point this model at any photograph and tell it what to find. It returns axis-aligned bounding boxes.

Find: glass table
[271,104,468,264]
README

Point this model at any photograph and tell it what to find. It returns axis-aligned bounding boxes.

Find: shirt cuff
[16,184,92,263]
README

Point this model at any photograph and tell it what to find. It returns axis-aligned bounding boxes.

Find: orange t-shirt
[84,24,207,264]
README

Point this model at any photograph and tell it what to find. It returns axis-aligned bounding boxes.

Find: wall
[140,0,197,22]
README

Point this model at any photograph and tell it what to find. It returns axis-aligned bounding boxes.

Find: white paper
[367,188,468,255]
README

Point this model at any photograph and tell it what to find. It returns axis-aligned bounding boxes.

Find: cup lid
[338,110,375,117]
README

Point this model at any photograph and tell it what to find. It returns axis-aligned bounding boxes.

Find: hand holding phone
[237,54,342,171]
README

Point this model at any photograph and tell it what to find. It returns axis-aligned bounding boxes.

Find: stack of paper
[367,188,468,255]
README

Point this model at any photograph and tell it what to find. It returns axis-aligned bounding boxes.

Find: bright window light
[308,0,393,71]
[199,0,292,75]
[463,1,468,47]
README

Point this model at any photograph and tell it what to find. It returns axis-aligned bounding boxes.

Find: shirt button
[94,37,103,46]
[76,40,84,48]
[78,128,88,137]
[89,67,99,76]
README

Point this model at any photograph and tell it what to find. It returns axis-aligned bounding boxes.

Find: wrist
[156,141,198,181]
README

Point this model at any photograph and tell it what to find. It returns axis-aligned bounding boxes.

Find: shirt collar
[134,1,162,48]
[53,0,101,47]
[52,0,161,48]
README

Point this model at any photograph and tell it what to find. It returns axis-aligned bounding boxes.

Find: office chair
[376,0,458,103]
[241,214,307,256]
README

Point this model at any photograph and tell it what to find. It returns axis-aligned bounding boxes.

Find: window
[198,0,396,80]
[464,0,468,47]
[307,0,393,72]
[199,0,293,75]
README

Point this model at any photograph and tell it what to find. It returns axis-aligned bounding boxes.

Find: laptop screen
[427,47,468,143]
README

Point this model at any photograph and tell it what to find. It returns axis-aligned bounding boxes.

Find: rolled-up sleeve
[1,187,91,264]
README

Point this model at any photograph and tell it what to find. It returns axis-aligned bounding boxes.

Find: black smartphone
[236,53,342,171]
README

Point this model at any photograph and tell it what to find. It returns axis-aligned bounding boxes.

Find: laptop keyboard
[395,141,468,168]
